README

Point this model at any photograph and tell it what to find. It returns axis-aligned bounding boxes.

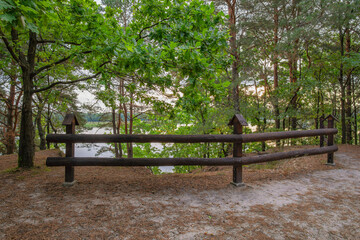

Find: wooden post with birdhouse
[62,113,79,186]
[228,114,248,187]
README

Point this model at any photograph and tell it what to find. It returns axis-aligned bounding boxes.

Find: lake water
[73,127,174,173]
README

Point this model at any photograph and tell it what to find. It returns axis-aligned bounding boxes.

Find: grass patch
[3,165,51,176]
[31,166,52,175]
[3,167,21,174]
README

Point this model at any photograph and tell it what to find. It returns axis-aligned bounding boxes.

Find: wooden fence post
[325,114,337,166]
[62,113,79,186]
[229,114,248,187]
[319,114,325,147]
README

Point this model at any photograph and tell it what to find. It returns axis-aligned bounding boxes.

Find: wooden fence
[46,114,338,186]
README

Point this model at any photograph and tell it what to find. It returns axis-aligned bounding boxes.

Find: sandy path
[0,146,359,239]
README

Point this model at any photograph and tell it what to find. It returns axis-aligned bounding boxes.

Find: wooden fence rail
[46,113,338,187]
[46,129,337,144]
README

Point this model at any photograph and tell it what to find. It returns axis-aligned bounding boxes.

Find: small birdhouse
[228,114,248,126]
[324,114,339,122]
[62,113,79,126]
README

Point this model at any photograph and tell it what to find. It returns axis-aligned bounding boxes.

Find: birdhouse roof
[324,114,339,122]
[62,113,79,126]
[228,114,248,126]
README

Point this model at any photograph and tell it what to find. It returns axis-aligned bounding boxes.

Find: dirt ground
[0,145,360,239]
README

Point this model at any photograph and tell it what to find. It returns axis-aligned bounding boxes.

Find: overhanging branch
[32,72,100,94]
[37,40,81,45]
[0,28,21,64]
[32,50,92,77]
[137,18,170,41]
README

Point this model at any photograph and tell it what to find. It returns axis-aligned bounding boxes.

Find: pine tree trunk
[128,93,133,158]
[36,110,46,150]
[288,54,298,147]
[345,28,352,144]
[315,90,320,129]
[354,106,358,145]
[262,117,266,152]
[46,102,51,149]
[338,30,346,144]
[340,85,346,144]
[111,108,120,158]
[227,0,240,113]
[288,1,299,140]
[353,77,358,145]
[117,78,124,157]
[123,102,132,158]
[117,111,123,157]
[346,73,352,144]
[273,6,280,147]
[289,56,298,132]
[5,81,16,154]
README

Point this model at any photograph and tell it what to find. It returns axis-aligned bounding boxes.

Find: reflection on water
[74,127,173,173]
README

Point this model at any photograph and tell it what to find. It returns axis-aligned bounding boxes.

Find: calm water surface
[74,127,173,173]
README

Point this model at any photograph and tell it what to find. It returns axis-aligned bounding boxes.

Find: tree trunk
[123,102,131,158]
[273,5,280,147]
[353,76,358,145]
[345,28,352,144]
[262,117,266,152]
[18,30,37,168]
[315,90,320,129]
[288,55,298,132]
[288,1,299,139]
[354,105,358,145]
[36,110,46,150]
[5,80,16,154]
[346,72,352,144]
[46,102,51,149]
[46,76,51,149]
[128,92,134,158]
[112,107,120,158]
[288,55,298,145]
[338,30,346,144]
[227,0,240,113]
[340,85,346,144]
[117,111,123,157]
[18,69,34,168]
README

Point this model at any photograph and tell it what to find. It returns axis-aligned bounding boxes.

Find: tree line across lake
[0,0,359,168]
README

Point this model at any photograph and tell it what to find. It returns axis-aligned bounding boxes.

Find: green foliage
[1,0,359,171]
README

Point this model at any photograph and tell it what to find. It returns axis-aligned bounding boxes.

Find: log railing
[46,114,338,186]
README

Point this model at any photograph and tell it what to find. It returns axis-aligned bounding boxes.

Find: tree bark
[287,1,300,143]
[338,29,346,144]
[117,111,123,157]
[18,30,37,168]
[18,68,35,168]
[273,5,280,146]
[345,28,352,144]
[46,99,51,149]
[128,92,134,158]
[353,76,358,145]
[354,103,358,145]
[288,49,298,132]
[226,0,240,113]
[345,72,352,144]
[111,107,120,158]
[5,79,16,154]
[36,110,46,150]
